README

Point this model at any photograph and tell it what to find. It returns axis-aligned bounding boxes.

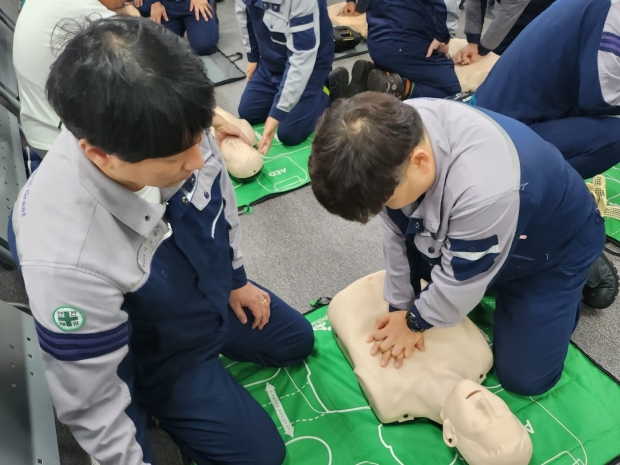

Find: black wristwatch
[405,310,427,333]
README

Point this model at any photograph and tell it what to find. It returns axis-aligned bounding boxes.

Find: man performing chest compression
[10,17,313,465]
[309,93,608,396]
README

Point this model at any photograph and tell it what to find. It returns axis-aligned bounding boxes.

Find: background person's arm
[477,0,531,55]
[235,0,260,65]
[582,4,620,111]
[269,0,321,123]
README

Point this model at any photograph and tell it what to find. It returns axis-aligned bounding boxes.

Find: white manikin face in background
[440,379,533,465]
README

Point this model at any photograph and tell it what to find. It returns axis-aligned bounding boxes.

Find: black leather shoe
[328,67,350,101]
[347,59,375,97]
[583,253,619,309]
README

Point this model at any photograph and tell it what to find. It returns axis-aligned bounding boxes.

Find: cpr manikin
[328,271,532,465]
[448,38,499,92]
[213,107,263,182]
[327,2,368,38]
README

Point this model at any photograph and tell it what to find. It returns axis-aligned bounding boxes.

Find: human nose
[184,145,205,172]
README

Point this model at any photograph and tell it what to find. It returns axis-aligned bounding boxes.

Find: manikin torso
[328,271,533,465]
[328,270,493,424]
[448,38,499,92]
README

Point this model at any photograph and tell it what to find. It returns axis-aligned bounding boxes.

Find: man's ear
[409,148,431,174]
[79,139,110,168]
[442,418,458,448]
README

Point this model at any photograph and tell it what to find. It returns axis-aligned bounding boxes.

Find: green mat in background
[222,298,620,465]
[232,124,313,210]
[597,164,620,245]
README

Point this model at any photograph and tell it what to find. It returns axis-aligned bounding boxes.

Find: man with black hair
[9,17,313,465]
[235,0,349,154]
[309,93,612,396]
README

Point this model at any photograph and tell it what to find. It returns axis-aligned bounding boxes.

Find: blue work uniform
[139,0,219,56]
[473,0,620,179]
[235,0,334,146]
[355,0,461,98]
[8,130,314,465]
[383,99,604,396]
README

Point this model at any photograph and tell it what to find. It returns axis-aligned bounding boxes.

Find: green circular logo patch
[52,306,85,332]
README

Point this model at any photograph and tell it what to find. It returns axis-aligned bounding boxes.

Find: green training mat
[223,298,620,465]
[596,164,620,245]
[232,124,312,209]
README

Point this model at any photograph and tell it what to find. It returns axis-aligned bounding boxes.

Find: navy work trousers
[145,283,314,465]
[238,63,330,146]
[370,49,461,98]
[492,205,605,395]
[529,116,620,179]
[143,0,219,56]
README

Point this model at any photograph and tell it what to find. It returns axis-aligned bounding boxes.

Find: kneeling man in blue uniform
[9,17,313,465]
[309,93,613,395]
[473,0,620,180]
[235,0,348,154]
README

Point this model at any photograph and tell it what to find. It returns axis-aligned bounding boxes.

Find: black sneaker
[367,69,405,99]
[583,253,619,309]
[328,67,350,101]
[347,59,375,97]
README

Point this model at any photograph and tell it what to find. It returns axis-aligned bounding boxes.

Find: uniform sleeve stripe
[451,254,498,281]
[601,32,620,56]
[449,235,498,253]
[452,245,500,261]
[290,13,313,27]
[35,321,129,361]
[38,337,127,361]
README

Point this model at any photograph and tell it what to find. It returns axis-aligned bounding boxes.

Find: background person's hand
[427,39,450,58]
[257,117,279,155]
[119,2,141,16]
[246,61,258,81]
[213,117,252,147]
[133,0,142,8]
[190,0,213,21]
[150,1,168,23]
[453,43,482,65]
[367,310,425,368]
[229,282,272,330]
[338,2,360,16]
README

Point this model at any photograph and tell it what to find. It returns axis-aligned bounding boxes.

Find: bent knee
[277,125,313,146]
[497,368,562,396]
[192,40,218,56]
[268,317,314,367]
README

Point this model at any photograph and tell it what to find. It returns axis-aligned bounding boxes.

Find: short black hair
[309,92,425,223]
[46,16,215,163]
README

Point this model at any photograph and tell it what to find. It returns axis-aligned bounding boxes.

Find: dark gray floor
[2,0,619,464]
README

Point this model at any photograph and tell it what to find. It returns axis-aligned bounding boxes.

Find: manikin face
[441,379,533,465]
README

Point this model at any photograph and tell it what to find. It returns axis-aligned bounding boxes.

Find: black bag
[333,26,361,53]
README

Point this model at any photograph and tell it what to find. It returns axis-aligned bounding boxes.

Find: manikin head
[47,17,215,191]
[440,379,533,465]
[309,92,436,223]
